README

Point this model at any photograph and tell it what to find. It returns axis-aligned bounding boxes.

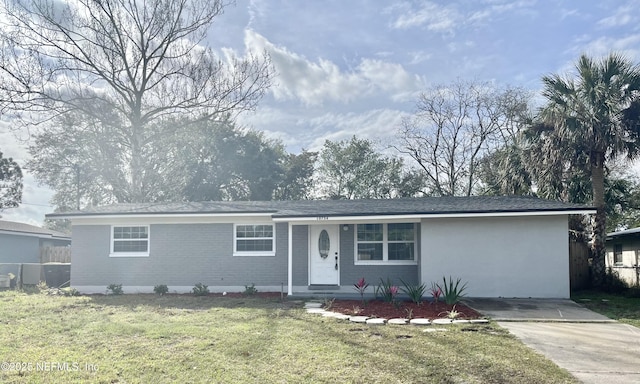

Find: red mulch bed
[328,299,482,319]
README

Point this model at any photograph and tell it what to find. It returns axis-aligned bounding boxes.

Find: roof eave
[46,211,277,220]
[272,209,596,222]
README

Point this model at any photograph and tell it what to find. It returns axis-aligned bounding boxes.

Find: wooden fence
[569,239,590,291]
[40,246,71,264]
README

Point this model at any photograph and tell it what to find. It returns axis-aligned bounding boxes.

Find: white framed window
[110,226,149,257]
[614,244,623,266]
[234,224,276,256]
[355,223,416,265]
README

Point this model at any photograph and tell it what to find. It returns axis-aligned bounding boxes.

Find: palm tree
[537,53,640,286]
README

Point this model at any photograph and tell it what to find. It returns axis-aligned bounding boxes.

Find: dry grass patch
[0,292,577,383]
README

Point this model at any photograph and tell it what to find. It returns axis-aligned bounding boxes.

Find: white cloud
[391,2,461,33]
[577,34,640,61]
[597,2,639,29]
[243,29,422,106]
[305,109,408,151]
[408,51,432,65]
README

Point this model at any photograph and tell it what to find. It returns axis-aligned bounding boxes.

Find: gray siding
[72,223,288,287]
[0,234,41,263]
[292,225,309,285]
[339,224,419,287]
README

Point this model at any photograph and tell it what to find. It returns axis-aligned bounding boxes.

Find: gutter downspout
[288,222,293,296]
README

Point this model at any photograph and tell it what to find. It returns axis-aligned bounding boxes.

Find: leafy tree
[534,53,640,286]
[398,81,531,196]
[0,150,22,210]
[27,112,186,207]
[182,120,289,201]
[316,136,423,199]
[478,141,534,196]
[273,151,318,200]
[0,0,273,203]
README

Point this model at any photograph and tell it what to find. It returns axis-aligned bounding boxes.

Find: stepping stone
[409,318,431,326]
[306,308,329,314]
[423,328,448,333]
[304,302,323,308]
[366,318,387,325]
[432,318,453,325]
[349,316,369,323]
[321,312,350,320]
[453,319,471,324]
[469,319,490,324]
[388,318,409,325]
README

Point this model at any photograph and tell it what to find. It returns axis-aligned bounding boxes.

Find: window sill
[233,252,276,257]
[355,261,417,266]
[109,253,149,258]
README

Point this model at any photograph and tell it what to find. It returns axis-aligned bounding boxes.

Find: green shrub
[243,283,258,296]
[374,278,398,303]
[154,284,169,295]
[192,283,209,296]
[437,276,467,305]
[400,279,426,304]
[106,284,123,295]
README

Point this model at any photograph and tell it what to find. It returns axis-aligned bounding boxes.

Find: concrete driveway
[466,298,640,384]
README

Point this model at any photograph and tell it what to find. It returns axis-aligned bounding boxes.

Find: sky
[1,0,640,226]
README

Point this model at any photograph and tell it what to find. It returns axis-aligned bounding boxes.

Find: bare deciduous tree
[0,0,273,202]
[397,81,530,196]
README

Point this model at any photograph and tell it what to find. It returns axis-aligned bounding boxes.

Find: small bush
[437,276,468,305]
[400,279,426,304]
[154,284,169,295]
[106,284,123,295]
[375,278,397,303]
[429,283,442,303]
[192,283,209,296]
[243,283,258,296]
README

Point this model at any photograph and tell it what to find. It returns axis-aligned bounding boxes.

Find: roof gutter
[272,209,596,223]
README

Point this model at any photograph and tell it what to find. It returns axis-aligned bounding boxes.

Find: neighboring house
[606,228,640,287]
[46,196,593,298]
[0,220,71,263]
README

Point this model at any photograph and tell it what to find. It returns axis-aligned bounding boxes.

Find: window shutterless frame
[233,223,276,256]
[354,223,417,265]
[110,225,150,257]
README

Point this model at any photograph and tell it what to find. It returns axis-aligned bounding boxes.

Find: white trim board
[273,210,595,223]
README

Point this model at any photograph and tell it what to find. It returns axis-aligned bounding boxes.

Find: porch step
[308,284,340,291]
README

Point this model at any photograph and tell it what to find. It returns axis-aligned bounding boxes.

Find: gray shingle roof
[46,196,593,219]
[607,227,640,239]
[0,220,70,239]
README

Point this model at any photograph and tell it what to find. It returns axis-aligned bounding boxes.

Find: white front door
[309,225,340,285]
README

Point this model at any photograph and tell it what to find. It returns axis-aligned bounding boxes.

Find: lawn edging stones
[305,301,489,326]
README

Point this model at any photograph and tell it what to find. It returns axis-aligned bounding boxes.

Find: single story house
[0,220,71,264]
[46,196,593,298]
[606,228,640,287]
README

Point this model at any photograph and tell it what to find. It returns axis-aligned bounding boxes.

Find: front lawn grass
[0,291,577,383]
[572,290,640,328]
